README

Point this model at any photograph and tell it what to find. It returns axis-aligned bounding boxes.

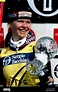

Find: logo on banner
[54,64,58,78]
[27,0,58,17]
[50,59,58,84]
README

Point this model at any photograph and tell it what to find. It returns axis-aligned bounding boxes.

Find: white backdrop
[31,23,58,41]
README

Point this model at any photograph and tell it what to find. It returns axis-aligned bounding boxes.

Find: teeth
[20,30,25,32]
[18,28,26,31]
[21,30,25,31]
[18,28,28,32]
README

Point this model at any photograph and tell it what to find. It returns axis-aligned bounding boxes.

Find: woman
[0,11,53,87]
[0,11,40,87]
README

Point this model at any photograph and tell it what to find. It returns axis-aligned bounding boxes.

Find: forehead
[15,19,31,22]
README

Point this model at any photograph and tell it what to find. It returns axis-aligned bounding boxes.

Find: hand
[26,52,48,76]
[35,52,48,65]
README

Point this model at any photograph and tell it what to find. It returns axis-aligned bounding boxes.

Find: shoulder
[27,41,36,47]
[0,47,8,54]
[0,47,9,58]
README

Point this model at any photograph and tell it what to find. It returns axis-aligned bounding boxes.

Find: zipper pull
[16,47,19,53]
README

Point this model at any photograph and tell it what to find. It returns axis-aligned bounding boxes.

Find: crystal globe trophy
[26,36,58,76]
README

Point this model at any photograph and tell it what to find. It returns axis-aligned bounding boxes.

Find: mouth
[18,27,29,32]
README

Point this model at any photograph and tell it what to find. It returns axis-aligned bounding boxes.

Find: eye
[26,21,31,24]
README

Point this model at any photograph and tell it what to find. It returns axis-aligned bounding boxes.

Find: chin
[19,35,25,39]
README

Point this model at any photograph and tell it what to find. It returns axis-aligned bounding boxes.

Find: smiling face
[10,19,31,41]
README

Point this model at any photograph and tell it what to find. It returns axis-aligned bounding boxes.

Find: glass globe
[34,36,58,59]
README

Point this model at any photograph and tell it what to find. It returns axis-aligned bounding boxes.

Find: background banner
[0,2,4,48]
[2,0,58,23]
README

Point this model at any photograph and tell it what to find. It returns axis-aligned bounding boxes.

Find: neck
[10,37,26,48]
[12,37,22,42]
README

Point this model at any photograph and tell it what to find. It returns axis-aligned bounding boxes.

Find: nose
[22,22,27,27]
